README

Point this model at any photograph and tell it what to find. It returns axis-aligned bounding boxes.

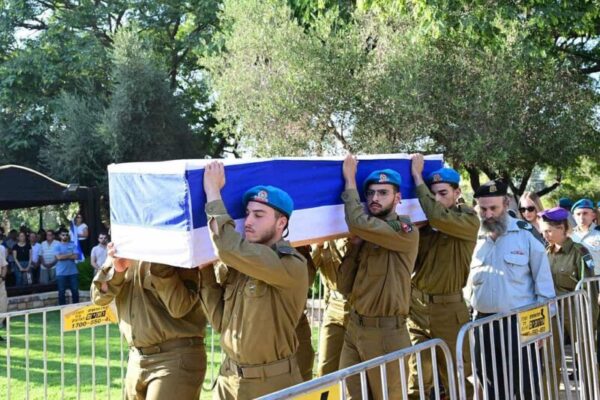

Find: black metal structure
[0,165,102,297]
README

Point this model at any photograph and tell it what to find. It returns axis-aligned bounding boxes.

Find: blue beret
[362,169,402,192]
[426,168,460,186]
[571,198,595,213]
[538,207,570,221]
[558,197,574,209]
[243,185,294,217]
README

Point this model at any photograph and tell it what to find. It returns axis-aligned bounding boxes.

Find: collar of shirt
[548,238,574,254]
[574,222,597,233]
[384,211,398,222]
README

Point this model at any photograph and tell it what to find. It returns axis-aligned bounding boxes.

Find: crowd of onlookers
[0,213,109,305]
[1,226,74,288]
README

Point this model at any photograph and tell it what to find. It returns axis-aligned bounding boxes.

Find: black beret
[474,179,508,198]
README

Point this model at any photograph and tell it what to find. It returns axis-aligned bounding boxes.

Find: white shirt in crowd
[76,223,88,239]
[39,240,61,266]
[571,222,600,275]
[0,244,7,268]
[91,244,107,271]
[31,242,42,264]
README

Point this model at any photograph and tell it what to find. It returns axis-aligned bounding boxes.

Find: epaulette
[516,220,533,231]
[575,243,595,270]
[390,216,414,233]
[457,204,476,215]
[275,243,304,260]
[387,220,402,232]
[516,220,546,245]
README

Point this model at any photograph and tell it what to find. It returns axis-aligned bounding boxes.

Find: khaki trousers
[125,344,206,400]
[339,313,411,400]
[214,355,302,400]
[317,297,348,377]
[296,312,315,381]
[407,295,473,399]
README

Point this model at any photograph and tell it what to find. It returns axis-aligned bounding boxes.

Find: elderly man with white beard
[466,179,555,400]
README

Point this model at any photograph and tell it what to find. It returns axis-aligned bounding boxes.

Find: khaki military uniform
[295,248,317,381]
[200,200,308,400]
[295,313,314,381]
[547,238,597,387]
[337,189,419,400]
[311,240,350,377]
[91,261,207,400]
[407,184,479,399]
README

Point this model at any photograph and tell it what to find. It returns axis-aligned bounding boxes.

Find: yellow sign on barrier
[292,383,340,400]
[518,304,550,345]
[62,303,118,332]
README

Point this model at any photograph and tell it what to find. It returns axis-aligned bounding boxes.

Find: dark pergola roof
[0,165,90,210]
[1,165,104,297]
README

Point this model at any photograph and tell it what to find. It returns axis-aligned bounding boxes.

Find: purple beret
[538,207,570,221]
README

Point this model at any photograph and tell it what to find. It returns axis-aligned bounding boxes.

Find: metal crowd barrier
[0,301,127,400]
[5,282,599,399]
[455,290,599,400]
[575,275,600,306]
[256,338,457,400]
[0,283,325,399]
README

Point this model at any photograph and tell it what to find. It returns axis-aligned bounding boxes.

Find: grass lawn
[1,311,322,399]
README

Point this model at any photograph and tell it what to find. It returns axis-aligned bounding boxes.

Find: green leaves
[0,0,225,192]
[206,0,600,195]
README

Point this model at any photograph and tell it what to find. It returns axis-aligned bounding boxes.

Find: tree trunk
[464,164,481,193]
[536,169,562,197]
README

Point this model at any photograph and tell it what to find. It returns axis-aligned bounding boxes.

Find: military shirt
[571,223,600,275]
[467,216,556,314]
[413,184,479,294]
[311,240,350,318]
[200,200,308,365]
[547,238,595,295]
[91,261,206,348]
[340,189,419,317]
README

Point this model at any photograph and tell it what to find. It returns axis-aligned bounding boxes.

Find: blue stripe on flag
[111,157,443,230]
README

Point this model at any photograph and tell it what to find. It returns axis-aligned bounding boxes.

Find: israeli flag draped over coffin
[108,154,443,268]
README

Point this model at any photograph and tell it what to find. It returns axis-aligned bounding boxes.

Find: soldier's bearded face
[244,201,283,244]
[366,183,400,217]
[430,183,460,208]
[477,196,509,236]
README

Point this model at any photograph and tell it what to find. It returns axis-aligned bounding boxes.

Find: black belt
[350,310,405,329]
[132,337,204,356]
[412,287,464,304]
[224,355,296,379]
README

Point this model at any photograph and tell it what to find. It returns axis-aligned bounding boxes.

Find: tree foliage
[100,29,199,163]
[206,0,600,195]
[41,90,109,189]
[376,0,600,75]
[421,42,600,195]
[0,0,226,190]
[1,0,598,198]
